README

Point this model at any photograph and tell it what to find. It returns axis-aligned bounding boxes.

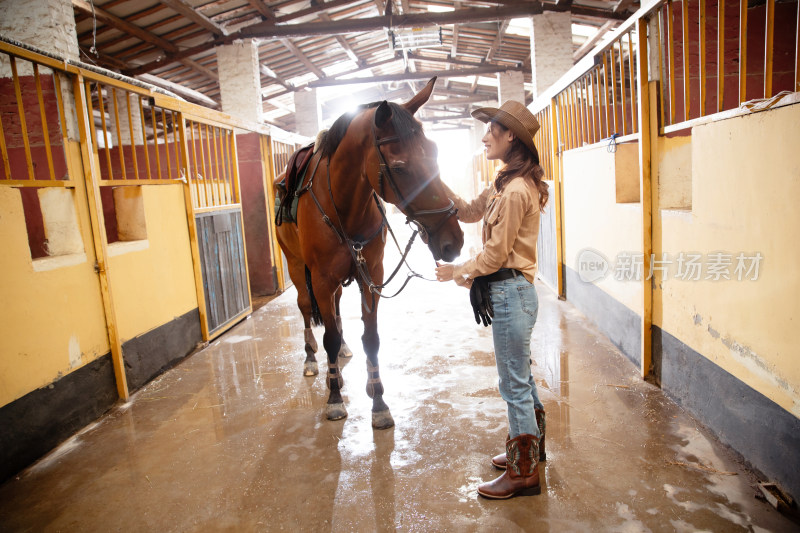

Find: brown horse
[274,78,464,428]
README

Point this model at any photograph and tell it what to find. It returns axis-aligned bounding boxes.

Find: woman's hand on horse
[435,262,455,282]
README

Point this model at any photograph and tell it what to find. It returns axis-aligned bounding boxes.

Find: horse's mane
[319,102,421,159]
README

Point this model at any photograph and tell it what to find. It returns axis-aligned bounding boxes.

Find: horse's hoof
[338,342,353,359]
[304,361,318,376]
[372,409,394,429]
[326,403,348,421]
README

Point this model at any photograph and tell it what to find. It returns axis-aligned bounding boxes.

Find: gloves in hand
[469,276,494,327]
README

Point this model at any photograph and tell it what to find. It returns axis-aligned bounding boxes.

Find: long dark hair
[491,121,549,210]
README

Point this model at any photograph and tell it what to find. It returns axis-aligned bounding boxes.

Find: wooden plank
[10,57,34,181]
[551,97,565,298]
[636,17,653,379]
[700,0,707,116]
[682,0,691,119]
[620,39,630,135]
[574,20,617,61]
[151,105,163,179]
[796,0,800,93]
[667,0,676,124]
[578,78,586,145]
[610,44,619,133]
[306,65,524,87]
[33,64,56,181]
[0,179,74,187]
[54,73,71,155]
[72,73,129,401]
[158,0,227,36]
[170,110,180,176]
[764,0,775,97]
[594,67,602,141]
[718,0,726,112]
[658,6,667,126]
[97,84,114,180]
[177,113,211,340]
[739,0,748,103]
[603,53,611,137]
[628,31,638,132]
[111,88,127,179]
[161,108,172,179]
[204,124,217,206]
[84,81,100,171]
[138,96,152,179]
[126,92,144,180]
[260,134,285,290]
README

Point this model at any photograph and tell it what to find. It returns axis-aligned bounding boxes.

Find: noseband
[370,121,458,240]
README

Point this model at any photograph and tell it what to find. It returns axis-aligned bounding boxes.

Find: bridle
[370,120,458,242]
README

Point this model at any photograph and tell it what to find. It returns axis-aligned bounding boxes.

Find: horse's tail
[305,266,323,326]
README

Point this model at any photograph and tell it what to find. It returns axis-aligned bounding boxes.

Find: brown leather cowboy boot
[492,408,546,469]
[478,434,541,499]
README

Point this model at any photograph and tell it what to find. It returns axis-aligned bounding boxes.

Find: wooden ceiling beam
[158,0,227,36]
[72,0,177,53]
[306,64,522,87]
[239,3,546,39]
[572,20,616,61]
[485,19,510,62]
[318,13,362,65]
[246,0,277,22]
[73,0,220,86]
[450,1,462,59]
[275,0,362,23]
[279,38,326,79]
[260,64,295,91]
[125,2,627,76]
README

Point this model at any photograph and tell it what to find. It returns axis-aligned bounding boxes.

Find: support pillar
[216,39,262,121]
[530,12,574,98]
[0,0,79,62]
[497,70,526,105]
[294,88,321,138]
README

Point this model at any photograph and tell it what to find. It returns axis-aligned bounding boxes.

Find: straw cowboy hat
[471,100,540,156]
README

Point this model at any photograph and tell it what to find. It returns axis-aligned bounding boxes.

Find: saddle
[274,141,317,226]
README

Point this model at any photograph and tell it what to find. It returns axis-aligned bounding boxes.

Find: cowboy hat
[471,100,540,156]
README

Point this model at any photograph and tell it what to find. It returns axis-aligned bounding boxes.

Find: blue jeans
[489,274,543,439]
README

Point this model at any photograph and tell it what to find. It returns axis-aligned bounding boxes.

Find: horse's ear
[403,77,437,115]
[375,100,392,128]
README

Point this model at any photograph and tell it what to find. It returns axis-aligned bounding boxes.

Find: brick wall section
[0,74,68,181]
[237,132,276,296]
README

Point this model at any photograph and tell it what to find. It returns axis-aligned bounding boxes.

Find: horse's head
[367,77,464,262]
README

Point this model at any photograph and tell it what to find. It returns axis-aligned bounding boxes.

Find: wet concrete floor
[1,224,797,532]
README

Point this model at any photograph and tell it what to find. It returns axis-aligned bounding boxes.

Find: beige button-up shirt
[444,176,541,286]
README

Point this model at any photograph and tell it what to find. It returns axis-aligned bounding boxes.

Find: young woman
[435,100,549,499]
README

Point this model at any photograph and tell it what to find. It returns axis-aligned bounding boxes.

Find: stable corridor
[0,240,795,532]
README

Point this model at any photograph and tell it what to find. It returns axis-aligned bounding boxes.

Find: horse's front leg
[360,280,394,430]
[335,286,353,359]
[314,276,347,421]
